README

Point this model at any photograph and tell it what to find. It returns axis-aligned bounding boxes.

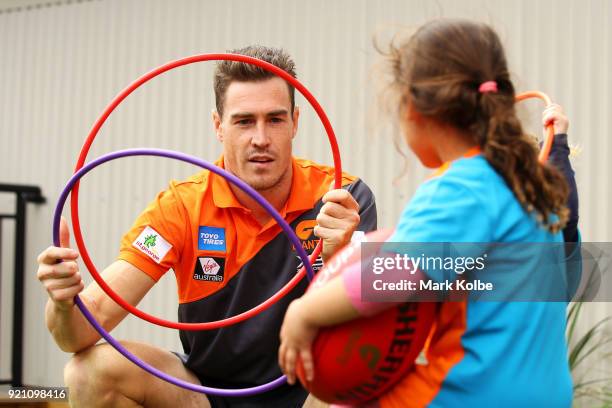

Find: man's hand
[37,217,84,311]
[38,219,156,352]
[543,103,569,134]
[314,189,360,262]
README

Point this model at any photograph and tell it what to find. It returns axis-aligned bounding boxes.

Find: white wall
[0,0,609,390]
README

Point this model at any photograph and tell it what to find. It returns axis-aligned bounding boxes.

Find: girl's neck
[432,124,478,163]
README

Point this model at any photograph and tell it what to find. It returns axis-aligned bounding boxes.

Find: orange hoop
[515,91,554,163]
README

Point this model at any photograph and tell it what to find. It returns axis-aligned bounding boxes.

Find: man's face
[213,77,299,191]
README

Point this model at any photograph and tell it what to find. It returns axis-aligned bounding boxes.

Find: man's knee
[63,341,207,408]
[66,343,115,386]
[64,343,137,406]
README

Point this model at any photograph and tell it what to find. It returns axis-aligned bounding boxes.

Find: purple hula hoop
[53,148,315,397]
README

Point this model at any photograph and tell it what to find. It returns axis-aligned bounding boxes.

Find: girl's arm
[278,273,360,385]
[278,257,420,384]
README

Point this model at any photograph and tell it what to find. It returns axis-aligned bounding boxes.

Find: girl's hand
[278,299,319,385]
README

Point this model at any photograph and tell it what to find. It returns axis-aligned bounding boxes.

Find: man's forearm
[46,295,102,353]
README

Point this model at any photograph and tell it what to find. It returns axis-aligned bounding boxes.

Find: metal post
[0,214,17,385]
[0,216,3,383]
[0,184,45,387]
[11,194,26,387]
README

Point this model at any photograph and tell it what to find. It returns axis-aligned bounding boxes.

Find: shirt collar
[463,146,482,158]
[211,156,314,214]
[211,157,246,210]
[429,146,482,179]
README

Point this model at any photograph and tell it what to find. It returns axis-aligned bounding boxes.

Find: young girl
[279,19,578,407]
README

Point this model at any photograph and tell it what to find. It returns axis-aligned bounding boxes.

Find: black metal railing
[0,184,45,387]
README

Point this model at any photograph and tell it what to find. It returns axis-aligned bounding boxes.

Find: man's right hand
[37,217,84,311]
[37,219,156,352]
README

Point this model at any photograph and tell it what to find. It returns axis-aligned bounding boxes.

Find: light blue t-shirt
[389,154,573,407]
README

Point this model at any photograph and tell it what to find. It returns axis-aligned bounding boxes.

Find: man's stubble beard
[247,170,287,193]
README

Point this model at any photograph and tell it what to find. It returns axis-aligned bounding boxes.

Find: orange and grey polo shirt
[117,156,377,389]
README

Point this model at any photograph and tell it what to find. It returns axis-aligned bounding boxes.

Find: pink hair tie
[479,80,498,93]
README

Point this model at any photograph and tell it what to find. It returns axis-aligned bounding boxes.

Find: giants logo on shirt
[295,219,366,252]
[294,220,323,273]
[295,219,318,252]
[294,218,365,274]
[193,256,225,282]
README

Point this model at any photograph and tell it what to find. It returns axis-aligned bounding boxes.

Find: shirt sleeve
[547,134,581,299]
[546,134,579,243]
[117,182,187,281]
[346,178,378,234]
[565,230,582,301]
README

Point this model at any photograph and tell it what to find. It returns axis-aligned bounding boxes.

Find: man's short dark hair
[214,45,297,118]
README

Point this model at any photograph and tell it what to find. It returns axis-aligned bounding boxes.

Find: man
[37,45,377,407]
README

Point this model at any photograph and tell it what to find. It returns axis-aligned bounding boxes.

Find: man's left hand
[543,103,569,134]
[314,189,360,262]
